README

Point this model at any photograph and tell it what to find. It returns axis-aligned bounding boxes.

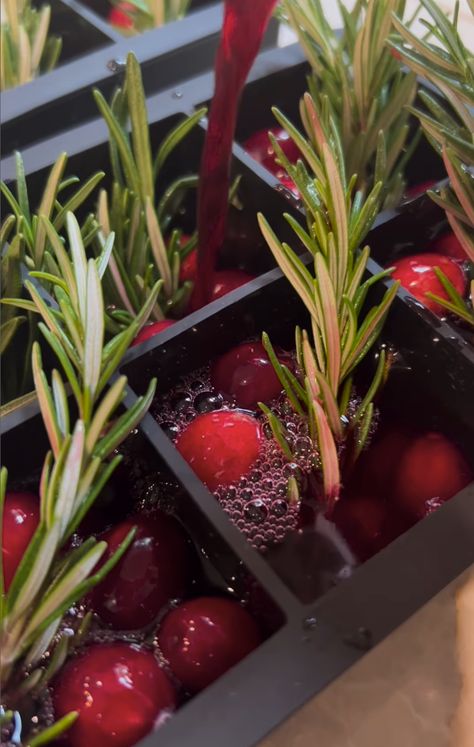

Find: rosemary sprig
[258,94,399,507]
[391,0,474,323]
[93,52,206,320]
[1,154,105,402]
[279,0,420,207]
[0,0,62,91]
[1,53,203,402]
[108,0,191,34]
[1,213,156,743]
[1,151,104,271]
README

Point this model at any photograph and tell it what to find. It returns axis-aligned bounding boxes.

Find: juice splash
[195,0,278,307]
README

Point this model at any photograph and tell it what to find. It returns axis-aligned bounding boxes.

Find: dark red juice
[195,0,278,307]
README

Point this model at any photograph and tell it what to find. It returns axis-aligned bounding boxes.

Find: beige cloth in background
[453,570,474,747]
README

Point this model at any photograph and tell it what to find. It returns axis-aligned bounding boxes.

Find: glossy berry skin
[131,320,175,347]
[91,513,190,630]
[391,252,466,315]
[431,232,469,262]
[190,269,255,312]
[211,270,255,301]
[53,643,176,747]
[179,248,197,283]
[392,432,472,520]
[277,173,300,198]
[211,341,286,409]
[108,2,134,29]
[2,492,39,592]
[176,410,262,490]
[158,597,260,692]
[243,127,301,174]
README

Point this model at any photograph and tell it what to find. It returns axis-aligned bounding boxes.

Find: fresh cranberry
[91,512,190,630]
[391,252,466,315]
[392,432,472,520]
[131,320,175,347]
[189,269,255,312]
[2,492,39,592]
[431,232,469,261]
[243,127,301,174]
[405,180,438,199]
[277,172,300,198]
[53,643,176,747]
[352,428,410,497]
[211,270,255,300]
[108,1,134,29]
[211,341,287,409]
[158,597,260,692]
[333,495,405,561]
[175,410,262,490]
[179,248,197,283]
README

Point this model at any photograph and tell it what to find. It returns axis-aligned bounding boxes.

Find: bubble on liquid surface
[194,391,223,413]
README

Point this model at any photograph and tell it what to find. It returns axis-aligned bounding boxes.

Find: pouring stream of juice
[195,0,278,307]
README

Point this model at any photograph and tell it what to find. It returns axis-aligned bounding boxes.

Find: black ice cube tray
[1,41,473,747]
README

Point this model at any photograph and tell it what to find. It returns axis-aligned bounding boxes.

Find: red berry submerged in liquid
[211,341,285,409]
[179,248,197,283]
[211,270,255,300]
[176,410,262,491]
[158,597,260,692]
[353,429,410,498]
[131,320,175,347]
[91,513,190,630]
[243,127,301,174]
[391,252,466,315]
[333,495,404,561]
[2,492,39,592]
[431,232,469,262]
[405,179,438,199]
[108,1,134,29]
[277,172,300,198]
[189,269,255,312]
[53,643,176,747]
[392,432,472,520]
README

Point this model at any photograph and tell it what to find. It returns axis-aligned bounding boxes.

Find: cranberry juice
[195,0,278,306]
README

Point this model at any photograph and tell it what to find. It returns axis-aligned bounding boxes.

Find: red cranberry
[176,410,262,490]
[211,270,255,301]
[53,643,176,747]
[391,252,466,315]
[131,320,175,347]
[392,432,472,520]
[243,127,301,174]
[333,495,405,561]
[179,248,197,283]
[211,341,287,409]
[189,269,255,312]
[277,172,300,198]
[2,492,39,592]
[431,232,469,261]
[352,428,410,497]
[158,597,260,692]
[108,1,134,29]
[91,512,190,630]
[405,179,438,199]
